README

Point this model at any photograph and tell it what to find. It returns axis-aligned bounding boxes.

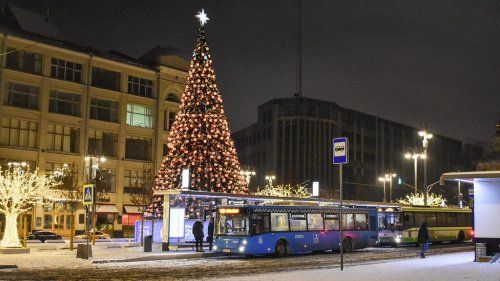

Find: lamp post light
[378,176,389,203]
[404,151,426,194]
[385,173,397,203]
[418,130,433,205]
[85,155,106,245]
[239,170,256,186]
[265,175,276,186]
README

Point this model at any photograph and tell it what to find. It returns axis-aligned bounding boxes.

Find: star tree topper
[195,9,209,26]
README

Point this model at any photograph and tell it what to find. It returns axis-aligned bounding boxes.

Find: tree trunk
[69,209,75,251]
[1,213,22,248]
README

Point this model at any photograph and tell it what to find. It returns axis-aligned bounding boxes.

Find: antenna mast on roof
[294,0,302,98]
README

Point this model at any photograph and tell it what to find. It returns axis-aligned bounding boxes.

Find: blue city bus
[213,205,378,257]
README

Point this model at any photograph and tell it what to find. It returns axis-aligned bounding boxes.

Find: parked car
[75,231,110,240]
[26,231,63,243]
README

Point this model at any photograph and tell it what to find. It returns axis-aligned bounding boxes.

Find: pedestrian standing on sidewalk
[417,222,429,258]
[207,216,215,251]
[193,220,204,252]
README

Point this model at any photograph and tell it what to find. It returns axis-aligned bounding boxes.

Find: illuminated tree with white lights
[254,184,311,198]
[397,192,446,206]
[152,10,247,197]
[0,166,58,248]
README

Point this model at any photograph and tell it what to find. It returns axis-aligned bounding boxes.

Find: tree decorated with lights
[153,10,248,198]
[396,192,447,206]
[0,166,59,248]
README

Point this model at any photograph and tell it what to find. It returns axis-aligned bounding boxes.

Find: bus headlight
[213,245,218,250]
[238,246,245,252]
[395,237,401,243]
[242,240,248,245]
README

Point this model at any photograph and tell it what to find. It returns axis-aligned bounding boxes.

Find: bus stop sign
[333,137,349,164]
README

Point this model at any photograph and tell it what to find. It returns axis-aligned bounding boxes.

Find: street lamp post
[85,155,106,245]
[404,151,426,194]
[265,175,276,186]
[386,173,397,203]
[378,177,388,203]
[239,170,256,186]
[419,130,433,206]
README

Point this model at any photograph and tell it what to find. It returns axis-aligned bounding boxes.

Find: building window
[124,169,148,194]
[5,47,42,74]
[45,162,78,190]
[126,103,153,128]
[50,58,82,83]
[125,136,151,161]
[95,168,116,193]
[0,118,38,149]
[165,93,180,103]
[3,82,40,110]
[49,91,81,117]
[90,98,119,123]
[87,129,118,158]
[91,67,120,91]
[128,76,153,98]
[46,124,80,153]
[164,111,176,131]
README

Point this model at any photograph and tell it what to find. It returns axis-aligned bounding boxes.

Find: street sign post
[82,184,95,259]
[333,137,348,271]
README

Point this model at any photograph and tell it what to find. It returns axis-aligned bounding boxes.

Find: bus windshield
[216,208,249,236]
[378,212,402,231]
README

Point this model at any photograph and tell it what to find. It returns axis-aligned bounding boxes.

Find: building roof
[0,4,188,72]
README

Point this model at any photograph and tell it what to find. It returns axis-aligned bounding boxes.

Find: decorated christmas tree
[153,10,248,200]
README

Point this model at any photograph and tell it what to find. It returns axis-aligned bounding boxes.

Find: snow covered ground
[214,252,500,281]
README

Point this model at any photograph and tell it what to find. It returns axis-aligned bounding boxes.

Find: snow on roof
[440,170,500,182]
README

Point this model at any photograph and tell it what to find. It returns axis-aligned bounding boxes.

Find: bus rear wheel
[274,240,288,258]
[342,238,354,253]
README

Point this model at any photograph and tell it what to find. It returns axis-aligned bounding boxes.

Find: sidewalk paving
[1,242,215,270]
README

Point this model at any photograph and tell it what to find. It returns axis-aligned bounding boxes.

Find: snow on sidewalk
[213,252,500,281]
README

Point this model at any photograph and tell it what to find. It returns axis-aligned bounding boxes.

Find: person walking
[207,216,215,251]
[192,220,204,252]
[417,222,430,258]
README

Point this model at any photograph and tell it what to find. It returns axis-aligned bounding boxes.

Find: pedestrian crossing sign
[83,184,95,205]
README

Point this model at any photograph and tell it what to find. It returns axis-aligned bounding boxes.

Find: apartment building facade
[0,7,188,237]
[233,97,483,202]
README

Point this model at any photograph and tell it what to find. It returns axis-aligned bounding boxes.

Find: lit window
[126,103,153,128]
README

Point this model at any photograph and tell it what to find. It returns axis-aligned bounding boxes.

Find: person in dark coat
[207,216,215,251]
[192,220,204,252]
[417,222,430,258]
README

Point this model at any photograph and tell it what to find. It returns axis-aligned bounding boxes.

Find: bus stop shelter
[441,171,500,259]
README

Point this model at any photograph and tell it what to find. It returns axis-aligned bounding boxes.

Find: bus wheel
[274,240,288,258]
[342,238,354,253]
[457,231,465,243]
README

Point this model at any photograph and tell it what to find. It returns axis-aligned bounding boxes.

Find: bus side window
[436,213,447,227]
[251,213,270,234]
[447,213,457,226]
[342,214,354,230]
[354,214,368,230]
[457,213,466,227]
[369,215,377,231]
[415,213,425,227]
[271,213,289,232]
[324,214,339,231]
[425,213,437,227]
[307,213,324,231]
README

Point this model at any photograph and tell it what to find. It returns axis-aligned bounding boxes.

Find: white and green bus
[377,206,473,245]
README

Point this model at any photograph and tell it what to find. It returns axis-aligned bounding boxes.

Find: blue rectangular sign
[333,137,348,164]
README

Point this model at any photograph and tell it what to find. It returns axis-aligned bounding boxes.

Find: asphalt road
[0,243,473,281]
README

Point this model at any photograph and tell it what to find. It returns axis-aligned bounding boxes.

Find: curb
[92,252,221,264]
[0,265,18,269]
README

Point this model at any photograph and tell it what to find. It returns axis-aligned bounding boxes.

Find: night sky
[7,0,500,144]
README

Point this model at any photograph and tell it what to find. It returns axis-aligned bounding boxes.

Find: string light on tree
[147,9,248,218]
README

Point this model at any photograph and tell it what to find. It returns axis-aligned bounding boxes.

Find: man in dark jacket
[192,220,204,252]
[207,216,215,251]
[417,222,430,258]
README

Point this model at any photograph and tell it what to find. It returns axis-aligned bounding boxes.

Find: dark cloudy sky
[8,0,500,143]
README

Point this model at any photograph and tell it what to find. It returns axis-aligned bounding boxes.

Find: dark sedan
[27,231,63,243]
